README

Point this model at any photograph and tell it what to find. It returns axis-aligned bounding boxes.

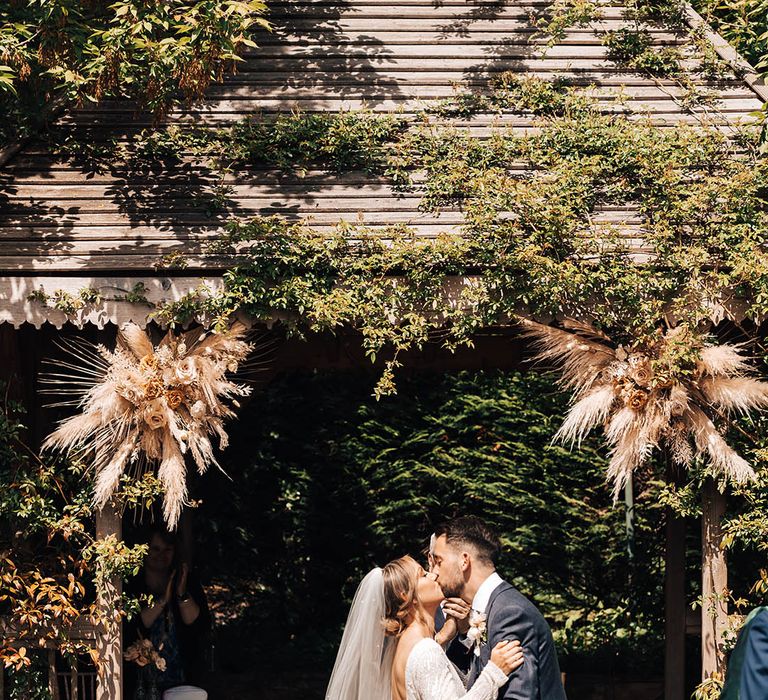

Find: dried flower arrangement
[43,322,253,528]
[522,320,768,498]
[124,637,167,671]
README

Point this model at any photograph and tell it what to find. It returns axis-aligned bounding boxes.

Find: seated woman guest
[125,528,211,698]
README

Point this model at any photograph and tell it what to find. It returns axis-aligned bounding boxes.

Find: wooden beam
[665,505,686,699]
[701,479,728,680]
[94,507,123,700]
[683,4,768,104]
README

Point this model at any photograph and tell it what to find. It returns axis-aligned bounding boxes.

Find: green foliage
[533,0,603,46]
[693,0,768,70]
[426,74,573,121]
[198,370,664,674]
[131,83,768,396]
[603,29,684,76]
[6,651,50,700]
[226,111,406,174]
[692,674,724,700]
[0,382,149,675]
[626,0,688,25]
[0,0,269,147]
[36,74,768,397]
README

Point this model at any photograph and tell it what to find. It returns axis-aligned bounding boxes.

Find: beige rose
[143,399,168,430]
[190,400,207,420]
[117,383,142,404]
[629,360,653,387]
[175,357,198,385]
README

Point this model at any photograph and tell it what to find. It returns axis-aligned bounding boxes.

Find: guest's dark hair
[148,525,176,548]
[434,516,501,566]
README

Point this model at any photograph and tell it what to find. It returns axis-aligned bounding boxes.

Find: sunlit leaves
[0,0,270,146]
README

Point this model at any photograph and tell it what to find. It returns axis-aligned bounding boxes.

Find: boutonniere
[466,611,487,656]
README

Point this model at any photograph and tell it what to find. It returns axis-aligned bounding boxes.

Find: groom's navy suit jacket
[467,581,566,700]
[721,607,768,699]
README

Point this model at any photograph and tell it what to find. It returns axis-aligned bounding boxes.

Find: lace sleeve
[406,640,508,700]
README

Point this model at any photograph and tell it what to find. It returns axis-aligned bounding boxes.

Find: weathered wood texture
[0,0,765,275]
[95,507,123,700]
[665,506,686,699]
[701,480,728,680]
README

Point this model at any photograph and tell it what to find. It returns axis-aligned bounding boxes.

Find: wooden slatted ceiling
[0,0,765,273]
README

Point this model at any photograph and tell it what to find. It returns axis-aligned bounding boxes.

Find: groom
[430,516,567,700]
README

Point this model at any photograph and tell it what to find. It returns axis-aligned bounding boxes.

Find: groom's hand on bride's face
[443,598,471,635]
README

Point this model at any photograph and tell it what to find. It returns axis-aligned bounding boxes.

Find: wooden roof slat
[0,0,764,279]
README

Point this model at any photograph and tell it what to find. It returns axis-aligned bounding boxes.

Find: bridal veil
[326,567,395,700]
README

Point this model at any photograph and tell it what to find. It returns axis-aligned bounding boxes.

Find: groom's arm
[489,605,539,700]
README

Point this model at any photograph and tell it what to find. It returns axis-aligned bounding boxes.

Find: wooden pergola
[2,1,768,697]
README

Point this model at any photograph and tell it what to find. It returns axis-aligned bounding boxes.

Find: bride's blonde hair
[382,555,427,637]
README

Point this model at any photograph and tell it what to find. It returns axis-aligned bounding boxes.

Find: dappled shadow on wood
[235,0,404,108]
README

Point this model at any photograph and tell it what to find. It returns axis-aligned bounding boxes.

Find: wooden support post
[47,648,59,700]
[95,507,123,700]
[665,505,686,699]
[701,479,728,680]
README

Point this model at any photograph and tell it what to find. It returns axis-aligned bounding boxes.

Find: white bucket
[162,687,208,700]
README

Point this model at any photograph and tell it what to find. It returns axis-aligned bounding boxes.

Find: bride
[326,555,524,700]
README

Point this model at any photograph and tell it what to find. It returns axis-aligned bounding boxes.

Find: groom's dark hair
[434,516,501,566]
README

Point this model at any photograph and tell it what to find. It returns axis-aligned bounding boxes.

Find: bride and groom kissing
[326,517,567,700]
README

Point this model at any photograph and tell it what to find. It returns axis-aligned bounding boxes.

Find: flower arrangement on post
[42,322,253,528]
[522,319,768,498]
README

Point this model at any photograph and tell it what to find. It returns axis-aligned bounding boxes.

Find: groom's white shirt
[471,571,504,614]
[459,571,504,650]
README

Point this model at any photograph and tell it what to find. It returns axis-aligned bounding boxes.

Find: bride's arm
[409,642,508,700]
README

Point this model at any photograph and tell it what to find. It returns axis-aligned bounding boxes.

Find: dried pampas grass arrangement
[521,319,768,499]
[43,322,254,528]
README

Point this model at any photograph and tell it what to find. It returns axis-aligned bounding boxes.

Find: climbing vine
[37,71,768,398]
[131,81,766,396]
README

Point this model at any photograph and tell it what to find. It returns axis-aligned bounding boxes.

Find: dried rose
[144,399,168,430]
[630,361,653,386]
[175,357,198,385]
[116,383,142,404]
[626,390,649,411]
[654,375,674,390]
[139,354,159,372]
[165,389,184,410]
[143,377,164,400]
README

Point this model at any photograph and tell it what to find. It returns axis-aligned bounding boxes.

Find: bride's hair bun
[382,556,420,637]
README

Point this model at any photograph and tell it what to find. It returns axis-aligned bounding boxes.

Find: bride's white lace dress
[405,638,508,700]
